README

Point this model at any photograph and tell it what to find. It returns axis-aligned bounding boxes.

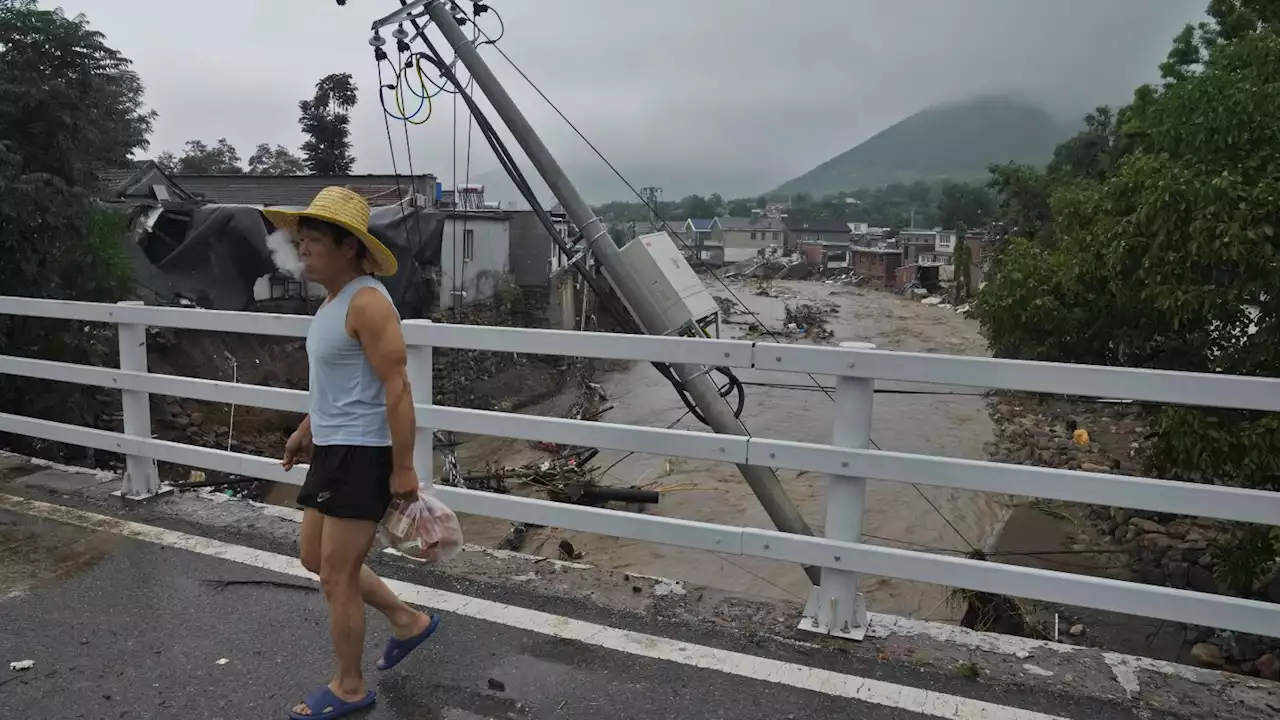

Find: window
[750,231,757,240]
[462,228,475,262]
[772,232,780,242]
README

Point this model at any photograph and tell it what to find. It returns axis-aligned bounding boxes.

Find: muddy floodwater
[452,280,1008,621]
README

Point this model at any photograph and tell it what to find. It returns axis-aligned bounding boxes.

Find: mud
[449,280,1009,619]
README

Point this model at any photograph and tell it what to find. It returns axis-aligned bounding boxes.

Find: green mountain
[774,95,1072,197]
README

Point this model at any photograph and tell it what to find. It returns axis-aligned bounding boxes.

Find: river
[451,279,1008,621]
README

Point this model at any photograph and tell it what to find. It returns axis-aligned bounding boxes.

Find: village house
[782,215,852,268]
[711,215,786,264]
[851,246,903,291]
[897,228,938,265]
[171,173,438,208]
[681,218,719,265]
[917,229,957,265]
[847,221,889,247]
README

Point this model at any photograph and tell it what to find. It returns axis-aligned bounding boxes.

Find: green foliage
[952,222,971,302]
[979,4,1280,593]
[0,2,155,185]
[936,182,994,229]
[247,143,307,176]
[299,73,358,175]
[169,138,244,174]
[774,95,1070,197]
[0,4,142,441]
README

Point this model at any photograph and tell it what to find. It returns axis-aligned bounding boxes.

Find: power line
[457,7,980,558]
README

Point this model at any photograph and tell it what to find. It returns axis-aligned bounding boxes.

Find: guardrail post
[800,340,874,640]
[404,320,434,487]
[113,300,164,500]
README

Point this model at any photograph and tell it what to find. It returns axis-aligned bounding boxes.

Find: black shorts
[297,445,394,523]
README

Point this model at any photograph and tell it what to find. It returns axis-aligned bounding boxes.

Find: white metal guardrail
[1,295,1279,640]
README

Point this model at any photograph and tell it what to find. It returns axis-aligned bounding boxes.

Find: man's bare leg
[300,509,430,640]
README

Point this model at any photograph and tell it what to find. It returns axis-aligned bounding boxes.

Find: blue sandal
[376,613,441,670]
[288,685,375,719]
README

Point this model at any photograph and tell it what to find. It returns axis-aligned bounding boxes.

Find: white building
[438,212,511,313]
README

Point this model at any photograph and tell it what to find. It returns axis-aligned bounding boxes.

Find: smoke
[266,228,303,279]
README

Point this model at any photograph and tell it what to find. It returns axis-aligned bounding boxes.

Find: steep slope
[774,95,1072,197]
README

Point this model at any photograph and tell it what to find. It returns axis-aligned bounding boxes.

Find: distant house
[684,218,718,265]
[848,221,889,248]
[898,228,939,265]
[851,246,903,291]
[781,216,850,255]
[96,160,194,205]
[711,216,786,264]
[171,173,437,207]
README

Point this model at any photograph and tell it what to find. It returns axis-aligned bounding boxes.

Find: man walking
[269,187,439,718]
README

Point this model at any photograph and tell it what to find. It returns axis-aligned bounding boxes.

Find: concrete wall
[508,211,557,288]
[439,215,511,312]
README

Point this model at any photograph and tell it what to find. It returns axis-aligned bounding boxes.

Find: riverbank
[983,394,1280,680]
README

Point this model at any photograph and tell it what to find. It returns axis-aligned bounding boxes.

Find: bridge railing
[1,295,1278,640]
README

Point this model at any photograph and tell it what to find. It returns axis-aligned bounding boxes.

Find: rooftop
[782,215,850,234]
[713,216,786,232]
[171,173,436,208]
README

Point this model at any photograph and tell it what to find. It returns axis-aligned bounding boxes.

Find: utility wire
[451,6,981,554]
[464,15,831,404]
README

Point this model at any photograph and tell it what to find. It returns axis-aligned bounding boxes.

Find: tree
[985,162,1054,246]
[952,222,971,303]
[154,151,178,174]
[0,3,142,442]
[936,182,994,229]
[299,73,357,175]
[978,4,1280,594]
[1046,106,1127,183]
[0,1,155,186]
[726,199,752,217]
[247,143,306,176]
[171,138,243,174]
[678,194,718,219]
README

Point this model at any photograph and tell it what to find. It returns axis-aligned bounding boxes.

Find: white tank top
[306,276,397,447]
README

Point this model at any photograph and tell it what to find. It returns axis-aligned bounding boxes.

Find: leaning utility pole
[421,1,820,583]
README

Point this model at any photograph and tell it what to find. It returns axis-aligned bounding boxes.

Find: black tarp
[128,203,444,317]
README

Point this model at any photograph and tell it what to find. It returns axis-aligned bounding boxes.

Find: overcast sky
[55,0,1206,201]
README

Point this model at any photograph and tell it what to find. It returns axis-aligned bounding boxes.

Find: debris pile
[784,301,838,341]
[741,300,838,343]
[722,256,811,281]
[713,295,744,320]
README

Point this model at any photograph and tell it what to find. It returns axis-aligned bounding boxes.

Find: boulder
[1189,566,1218,594]
[189,411,205,427]
[1190,643,1225,668]
[1139,533,1178,551]
[1080,462,1110,474]
[1225,633,1264,662]
[1256,653,1280,682]
[1165,562,1190,590]
[1129,518,1165,535]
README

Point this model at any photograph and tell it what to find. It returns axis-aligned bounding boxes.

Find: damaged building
[96,165,582,324]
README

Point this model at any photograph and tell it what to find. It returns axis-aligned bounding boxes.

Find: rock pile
[987,394,1280,677]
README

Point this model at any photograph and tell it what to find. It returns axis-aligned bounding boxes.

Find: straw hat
[262,186,398,276]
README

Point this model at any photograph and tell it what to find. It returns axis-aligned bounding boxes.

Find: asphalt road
[0,508,951,720]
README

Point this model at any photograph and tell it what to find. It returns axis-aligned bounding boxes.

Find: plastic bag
[379,486,463,563]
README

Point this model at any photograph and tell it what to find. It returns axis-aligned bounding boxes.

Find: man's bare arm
[348,288,416,474]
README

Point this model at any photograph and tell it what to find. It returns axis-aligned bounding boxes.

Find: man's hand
[390,466,420,500]
[282,429,311,471]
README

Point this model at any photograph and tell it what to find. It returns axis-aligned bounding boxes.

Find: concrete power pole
[423,2,820,584]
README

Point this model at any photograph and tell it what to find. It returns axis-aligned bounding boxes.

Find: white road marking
[2,494,1067,720]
